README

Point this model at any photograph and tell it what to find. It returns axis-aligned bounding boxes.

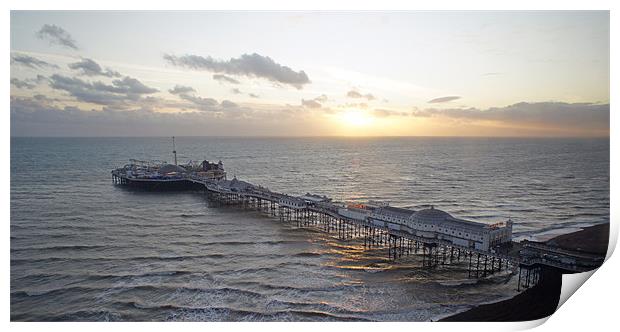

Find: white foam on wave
[514,226,585,242]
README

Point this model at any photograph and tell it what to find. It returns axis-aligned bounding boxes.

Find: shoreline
[440,223,609,322]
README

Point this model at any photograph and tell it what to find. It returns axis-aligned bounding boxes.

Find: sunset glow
[337,110,374,128]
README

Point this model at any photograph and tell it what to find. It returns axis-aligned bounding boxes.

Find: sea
[10,137,610,321]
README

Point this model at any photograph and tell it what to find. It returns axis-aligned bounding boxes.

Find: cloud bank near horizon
[412,102,609,131]
[10,92,610,137]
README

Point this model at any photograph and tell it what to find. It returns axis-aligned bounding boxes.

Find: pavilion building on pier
[339,203,512,251]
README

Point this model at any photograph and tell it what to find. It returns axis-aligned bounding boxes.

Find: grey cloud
[178,94,218,110]
[428,96,461,103]
[10,75,46,89]
[301,94,331,109]
[10,95,298,137]
[372,108,410,118]
[221,100,238,108]
[36,24,79,50]
[165,53,310,89]
[170,90,223,112]
[213,74,240,84]
[412,102,610,131]
[248,93,260,98]
[169,85,196,95]
[11,78,36,89]
[10,96,173,136]
[11,53,59,69]
[314,94,328,102]
[231,88,242,95]
[167,84,242,112]
[302,93,333,109]
[100,77,159,95]
[49,74,158,106]
[347,90,375,101]
[68,58,121,77]
[301,99,322,109]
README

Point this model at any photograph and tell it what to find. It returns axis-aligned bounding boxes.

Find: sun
[338,110,374,127]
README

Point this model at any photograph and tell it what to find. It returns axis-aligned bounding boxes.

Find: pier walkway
[186,176,602,280]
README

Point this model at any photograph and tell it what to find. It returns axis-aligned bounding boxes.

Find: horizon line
[10,135,610,139]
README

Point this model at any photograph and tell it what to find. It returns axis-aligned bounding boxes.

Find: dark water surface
[10,137,609,321]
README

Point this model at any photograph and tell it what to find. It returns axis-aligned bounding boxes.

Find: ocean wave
[12,284,264,299]
[11,253,230,264]
[11,244,109,252]
[437,279,479,287]
[265,298,366,317]
[243,281,363,294]
[203,240,301,246]
[13,270,196,284]
[12,287,97,298]
[49,309,123,321]
[293,252,321,257]
[180,213,205,217]
[162,305,370,322]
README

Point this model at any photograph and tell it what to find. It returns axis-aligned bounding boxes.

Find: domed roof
[410,207,452,224]
[159,164,187,174]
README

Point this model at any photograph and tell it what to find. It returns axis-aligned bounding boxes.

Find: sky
[10,11,610,137]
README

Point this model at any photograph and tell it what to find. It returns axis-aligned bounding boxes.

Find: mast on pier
[172,136,177,165]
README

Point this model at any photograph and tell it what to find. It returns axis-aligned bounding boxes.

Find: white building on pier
[339,203,512,251]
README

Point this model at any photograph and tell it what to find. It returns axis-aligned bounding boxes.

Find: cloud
[301,94,331,109]
[48,74,158,106]
[347,90,375,101]
[372,108,410,118]
[340,102,368,109]
[10,96,176,136]
[11,53,59,69]
[10,95,311,137]
[221,100,238,108]
[99,77,159,95]
[248,93,260,98]
[164,53,310,89]
[11,76,46,90]
[166,85,241,112]
[11,78,36,89]
[301,99,322,109]
[178,94,218,109]
[428,96,461,103]
[168,85,196,95]
[213,74,240,85]
[68,58,121,77]
[411,102,609,131]
[314,94,328,102]
[231,88,242,95]
[36,24,79,50]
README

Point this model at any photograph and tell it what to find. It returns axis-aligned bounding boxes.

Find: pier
[112,159,604,291]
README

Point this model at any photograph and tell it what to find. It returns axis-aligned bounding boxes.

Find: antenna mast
[172,136,177,165]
